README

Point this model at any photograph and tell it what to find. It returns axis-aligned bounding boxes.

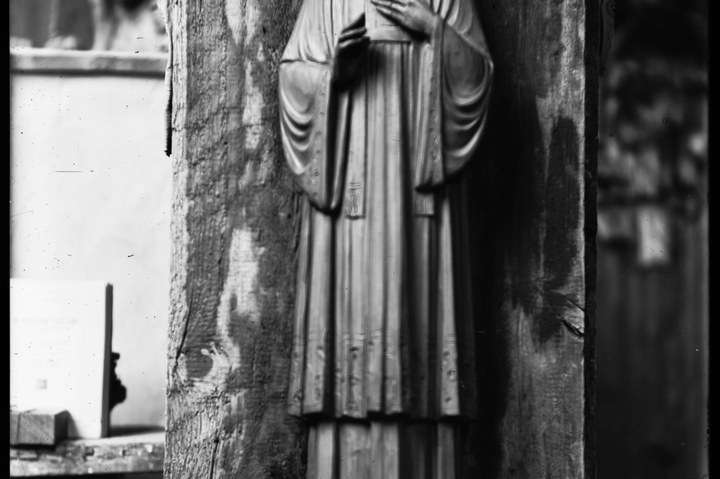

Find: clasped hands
[332,0,438,87]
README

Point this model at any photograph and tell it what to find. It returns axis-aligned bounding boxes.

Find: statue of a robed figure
[279,0,493,476]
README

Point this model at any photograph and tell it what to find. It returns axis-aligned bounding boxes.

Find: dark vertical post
[466,1,598,477]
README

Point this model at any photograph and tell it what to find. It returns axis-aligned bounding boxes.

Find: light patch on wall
[238,160,256,190]
[637,205,670,266]
[224,0,245,45]
[239,0,264,151]
[242,56,264,150]
[223,226,265,325]
[243,0,261,47]
[197,227,265,391]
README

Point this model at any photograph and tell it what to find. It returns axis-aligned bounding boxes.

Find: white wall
[10,55,170,427]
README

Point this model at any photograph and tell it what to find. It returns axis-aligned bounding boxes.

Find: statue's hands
[370,0,438,38]
[332,14,370,88]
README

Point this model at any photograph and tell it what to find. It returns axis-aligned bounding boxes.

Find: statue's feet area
[306,420,459,478]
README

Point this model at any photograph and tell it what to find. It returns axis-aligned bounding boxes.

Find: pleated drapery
[279,0,493,476]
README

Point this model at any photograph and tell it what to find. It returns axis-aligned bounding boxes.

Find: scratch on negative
[10,210,34,218]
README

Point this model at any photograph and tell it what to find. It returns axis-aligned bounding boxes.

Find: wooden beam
[163,0,305,477]
[463,0,598,477]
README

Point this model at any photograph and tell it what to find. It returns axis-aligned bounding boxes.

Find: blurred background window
[597,0,708,478]
[10,0,168,52]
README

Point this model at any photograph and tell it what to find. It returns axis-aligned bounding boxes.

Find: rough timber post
[163,0,305,477]
[163,0,598,477]
[464,1,598,478]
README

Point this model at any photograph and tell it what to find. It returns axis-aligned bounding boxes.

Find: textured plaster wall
[10,70,170,428]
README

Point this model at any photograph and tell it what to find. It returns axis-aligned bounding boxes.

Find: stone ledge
[10,427,165,476]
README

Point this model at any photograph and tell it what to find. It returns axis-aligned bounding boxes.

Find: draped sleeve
[279,0,351,213]
[414,0,494,190]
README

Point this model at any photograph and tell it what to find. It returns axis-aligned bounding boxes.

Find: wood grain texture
[462,1,598,478]
[163,0,305,477]
[10,409,68,446]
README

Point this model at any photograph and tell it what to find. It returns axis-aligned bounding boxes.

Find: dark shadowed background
[596,0,708,478]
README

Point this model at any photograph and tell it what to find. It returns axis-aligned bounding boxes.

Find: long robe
[279,0,493,458]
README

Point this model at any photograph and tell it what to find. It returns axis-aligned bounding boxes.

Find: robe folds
[280,0,493,422]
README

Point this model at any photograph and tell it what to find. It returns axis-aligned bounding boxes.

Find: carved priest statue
[279,0,493,476]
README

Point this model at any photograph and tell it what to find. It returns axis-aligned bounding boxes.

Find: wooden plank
[464,0,598,477]
[10,430,164,476]
[162,0,305,477]
[10,49,168,76]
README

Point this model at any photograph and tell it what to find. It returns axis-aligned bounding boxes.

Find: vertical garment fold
[281,0,492,421]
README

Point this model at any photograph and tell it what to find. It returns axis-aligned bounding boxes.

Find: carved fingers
[370,0,437,37]
[343,13,366,32]
[333,14,370,88]
[338,28,369,48]
[337,13,369,50]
